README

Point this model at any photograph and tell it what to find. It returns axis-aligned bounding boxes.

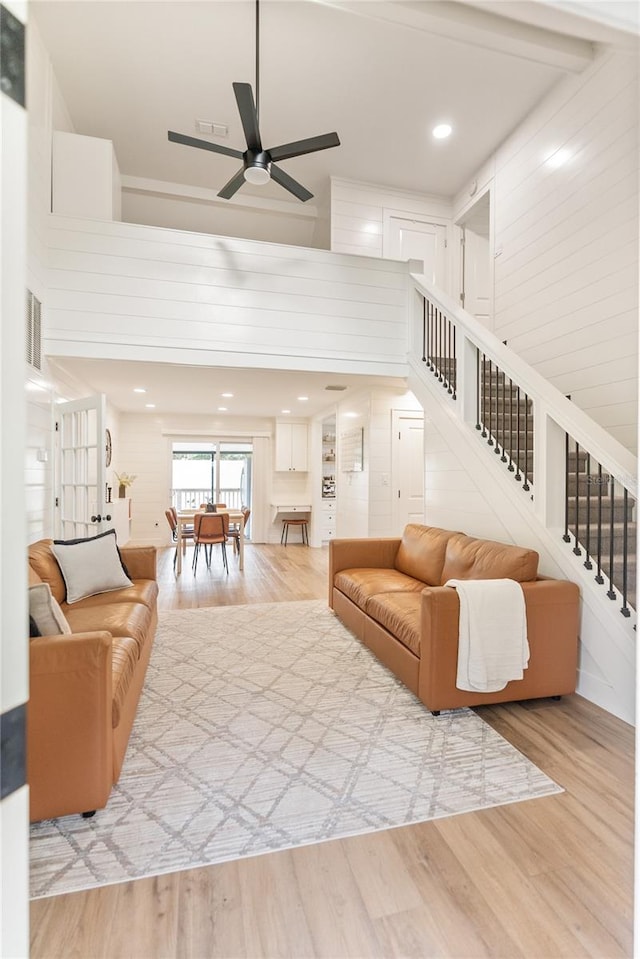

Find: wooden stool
[281,518,309,546]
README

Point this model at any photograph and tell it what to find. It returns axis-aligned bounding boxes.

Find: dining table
[175,507,245,574]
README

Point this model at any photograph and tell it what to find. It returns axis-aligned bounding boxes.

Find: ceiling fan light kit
[167,0,340,201]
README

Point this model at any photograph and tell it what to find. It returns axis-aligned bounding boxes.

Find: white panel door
[392,411,425,531]
[384,215,447,288]
[57,394,108,539]
[462,227,491,323]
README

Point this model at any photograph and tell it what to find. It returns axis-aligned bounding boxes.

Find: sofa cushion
[335,568,425,608]
[441,533,539,584]
[365,592,423,657]
[29,583,72,637]
[394,525,461,586]
[111,636,140,729]
[64,601,152,658]
[28,540,67,604]
[70,579,159,612]
[52,530,133,604]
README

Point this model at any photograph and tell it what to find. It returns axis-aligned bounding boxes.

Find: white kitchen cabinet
[320,499,336,541]
[275,422,308,471]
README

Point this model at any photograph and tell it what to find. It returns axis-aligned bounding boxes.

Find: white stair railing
[410,273,637,618]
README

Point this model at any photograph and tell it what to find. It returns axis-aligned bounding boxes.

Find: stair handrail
[410,272,637,499]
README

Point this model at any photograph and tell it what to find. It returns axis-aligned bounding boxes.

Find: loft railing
[410,277,637,618]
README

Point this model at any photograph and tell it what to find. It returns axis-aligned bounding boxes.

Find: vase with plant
[114,471,137,498]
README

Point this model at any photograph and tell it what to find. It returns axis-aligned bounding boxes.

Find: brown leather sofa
[329,524,580,713]
[27,539,159,822]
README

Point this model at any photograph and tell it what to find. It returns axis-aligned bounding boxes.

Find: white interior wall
[122,188,322,249]
[454,49,639,453]
[330,178,453,290]
[44,215,410,378]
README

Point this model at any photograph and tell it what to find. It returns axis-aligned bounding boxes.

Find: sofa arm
[418,578,580,711]
[28,631,113,821]
[329,538,402,607]
[120,545,157,581]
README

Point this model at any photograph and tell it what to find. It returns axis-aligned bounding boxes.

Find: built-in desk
[270,504,312,524]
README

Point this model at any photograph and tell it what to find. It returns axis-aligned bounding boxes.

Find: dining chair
[192,511,230,573]
[165,509,195,570]
[229,507,251,555]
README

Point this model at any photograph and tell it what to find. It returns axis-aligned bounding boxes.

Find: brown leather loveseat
[329,524,580,714]
[27,538,158,822]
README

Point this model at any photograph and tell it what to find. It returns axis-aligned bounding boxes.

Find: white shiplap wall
[330,177,453,279]
[45,217,411,377]
[456,50,638,452]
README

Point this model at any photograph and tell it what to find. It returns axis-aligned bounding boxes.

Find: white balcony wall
[45,216,411,377]
[454,49,639,453]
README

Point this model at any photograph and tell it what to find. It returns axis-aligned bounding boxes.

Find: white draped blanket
[445,578,529,692]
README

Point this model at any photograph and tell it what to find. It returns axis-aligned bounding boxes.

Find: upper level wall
[45,216,411,377]
[454,49,639,453]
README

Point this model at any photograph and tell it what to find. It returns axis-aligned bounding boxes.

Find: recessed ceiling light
[345,411,359,418]
[221,392,233,398]
[281,409,291,414]
[133,388,146,393]
[218,407,228,412]
[145,403,156,408]
[432,123,452,140]
[298,396,309,402]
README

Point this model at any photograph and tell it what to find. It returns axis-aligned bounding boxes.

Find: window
[171,441,252,520]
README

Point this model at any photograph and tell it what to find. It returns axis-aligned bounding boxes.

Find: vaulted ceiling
[31,0,634,416]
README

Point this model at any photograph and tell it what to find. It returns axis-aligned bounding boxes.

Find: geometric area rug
[30,600,562,899]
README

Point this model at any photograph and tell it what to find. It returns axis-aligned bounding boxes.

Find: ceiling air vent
[325,385,347,391]
[26,289,42,371]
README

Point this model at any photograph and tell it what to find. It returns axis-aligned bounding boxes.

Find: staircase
[478,365,637,615]
[425,342,636,616]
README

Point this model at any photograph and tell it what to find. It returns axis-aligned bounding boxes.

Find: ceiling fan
[167,0,340,202]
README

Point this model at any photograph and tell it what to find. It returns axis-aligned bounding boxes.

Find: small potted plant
[114,471,137,498]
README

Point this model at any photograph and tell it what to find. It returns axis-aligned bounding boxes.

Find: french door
[57,394,109,539]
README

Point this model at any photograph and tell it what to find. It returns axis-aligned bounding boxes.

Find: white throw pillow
[29,583,72,636]
[52,529,133,604]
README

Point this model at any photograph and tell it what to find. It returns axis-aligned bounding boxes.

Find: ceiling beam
[312,0,595,72]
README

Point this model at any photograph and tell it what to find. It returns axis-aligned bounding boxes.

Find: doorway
[456,190,492,328]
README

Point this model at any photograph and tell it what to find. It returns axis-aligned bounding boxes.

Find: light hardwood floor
[31,544,634,958]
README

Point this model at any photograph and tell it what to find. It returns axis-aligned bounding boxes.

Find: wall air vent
[26,289,42,371]
[324,385,347,391]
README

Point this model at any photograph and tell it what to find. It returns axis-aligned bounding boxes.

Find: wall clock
[105,428,112,467]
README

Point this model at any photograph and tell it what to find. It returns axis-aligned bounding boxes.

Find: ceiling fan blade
[232,82,262,152]
[168,131,243,160]
[268,132,340,163]
[218,167,247,200]
[270,164,313,202]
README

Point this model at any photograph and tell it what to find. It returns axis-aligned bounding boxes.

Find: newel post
[457,333,479,428]
[533,405,566,532]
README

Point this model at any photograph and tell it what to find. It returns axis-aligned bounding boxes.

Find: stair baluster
[572,440,581,555]
[595,463,604,585]
[621,488,630,617]
[514,386,522,482]
[607,477,617,600]
[584,453,593,570]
